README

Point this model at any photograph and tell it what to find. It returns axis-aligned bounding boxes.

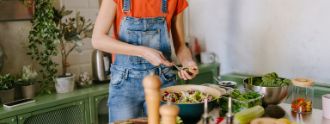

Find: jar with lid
[291,78,314,113]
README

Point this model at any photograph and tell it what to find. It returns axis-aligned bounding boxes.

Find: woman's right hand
[139,46,173,67]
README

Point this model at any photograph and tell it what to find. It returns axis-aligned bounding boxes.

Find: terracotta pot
[22,84,36,99]
[0,88,15,103]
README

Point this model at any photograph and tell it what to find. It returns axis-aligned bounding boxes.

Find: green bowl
[161,85,225,123]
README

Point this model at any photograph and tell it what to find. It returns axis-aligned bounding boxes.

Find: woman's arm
[171,12,199,80]
[92,0,172,66]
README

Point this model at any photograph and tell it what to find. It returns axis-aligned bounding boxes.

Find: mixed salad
[248,72,291,87]
[161,90,216,104]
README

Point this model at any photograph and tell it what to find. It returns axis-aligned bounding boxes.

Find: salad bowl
[161,84,226,123]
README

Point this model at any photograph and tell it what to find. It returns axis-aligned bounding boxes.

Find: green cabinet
[19,100,86,124]
[91,95,108,124]
[0,116,17,124]
[0,84,109,124]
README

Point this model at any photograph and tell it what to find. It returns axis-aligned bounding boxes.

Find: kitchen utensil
[173,64,194,75]
[244,77,289,105]
[92,49,111,82]
[201,98,210,124]
[218,81,237,88]
[143,74,162,124]
[160,104,179,124]
[291,78,314,113]
[225,97,234,124]
[322,94,330,119]
[161,85,226,123]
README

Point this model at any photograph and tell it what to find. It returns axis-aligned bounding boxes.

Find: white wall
[187,0,330,84]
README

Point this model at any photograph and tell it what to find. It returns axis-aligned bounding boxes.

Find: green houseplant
[19,65,38,98]
[53,6,93,93]
[0,74,16,103]
[27,0,59,94]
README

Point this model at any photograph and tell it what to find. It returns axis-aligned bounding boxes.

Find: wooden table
[279,103,330,124]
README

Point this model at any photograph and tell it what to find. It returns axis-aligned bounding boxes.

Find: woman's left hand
[178,61,199,80]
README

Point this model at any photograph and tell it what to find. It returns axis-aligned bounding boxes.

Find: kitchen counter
[216,103,329,124]
[279,103,330,124]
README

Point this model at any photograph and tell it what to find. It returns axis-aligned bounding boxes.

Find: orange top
[112,0,188,38]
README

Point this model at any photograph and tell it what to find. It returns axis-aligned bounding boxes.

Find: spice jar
[291,78,314,113]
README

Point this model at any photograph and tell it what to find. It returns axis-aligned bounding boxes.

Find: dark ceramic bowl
[161,85,225,123]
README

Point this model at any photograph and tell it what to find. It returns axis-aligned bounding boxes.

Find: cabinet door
[0,116,17,124]
[18,100,86,124]
[91,94,108,124]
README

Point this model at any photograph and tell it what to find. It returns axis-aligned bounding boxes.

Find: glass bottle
[202,99,210,124]
[291,78,314,113]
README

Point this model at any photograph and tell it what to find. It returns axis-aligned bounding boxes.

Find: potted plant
[19,65,38,98]
[53,6,93,93]
[27,0,59,94]
[0,74,15,103]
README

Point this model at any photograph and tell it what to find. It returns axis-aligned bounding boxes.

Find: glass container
[291,78,314,113]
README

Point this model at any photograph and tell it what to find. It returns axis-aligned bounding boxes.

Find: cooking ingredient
[249,72,291,87]
[219,89,262,114]
[231,89,261,101]
[162,90,215,104]
[264,105,286,119]
[276,118,291,124]
[251,118,292,124]
[250,118,277,124]
[234,105,265,124]
[291,98,312,112]
[176,116,183,124]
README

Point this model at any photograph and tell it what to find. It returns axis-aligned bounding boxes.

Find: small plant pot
[22,84,36,99]
[55,75,75,93]
[0,88,15,103]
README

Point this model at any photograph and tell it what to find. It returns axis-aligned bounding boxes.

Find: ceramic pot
[0,88,15,103]
[55,75,75,93]
[22,84,36,99]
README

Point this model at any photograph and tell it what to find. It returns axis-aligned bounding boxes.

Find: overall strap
[122,0,130,13]
[161,0,168,14]
[122,0,168,14]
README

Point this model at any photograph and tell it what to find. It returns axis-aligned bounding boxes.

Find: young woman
[92,0,198,122]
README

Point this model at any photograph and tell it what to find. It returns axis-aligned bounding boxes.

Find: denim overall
[108,0,176,122]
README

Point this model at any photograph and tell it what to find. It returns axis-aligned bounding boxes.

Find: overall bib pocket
[126,30,161,64]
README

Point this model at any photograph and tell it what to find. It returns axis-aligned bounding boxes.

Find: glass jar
[291,78,314,113]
